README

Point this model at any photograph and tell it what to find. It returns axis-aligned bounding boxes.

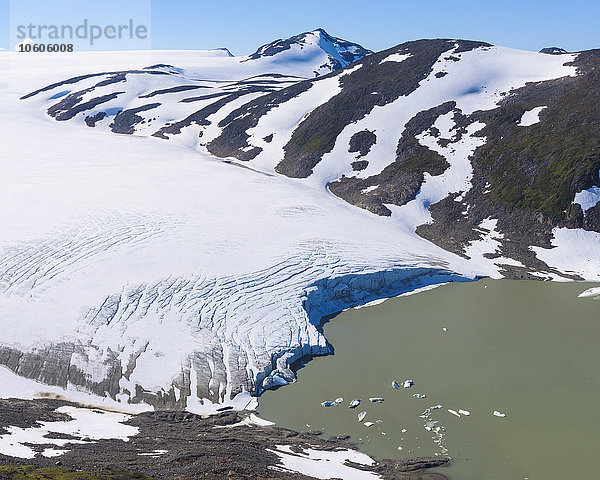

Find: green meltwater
[257,279,600,480]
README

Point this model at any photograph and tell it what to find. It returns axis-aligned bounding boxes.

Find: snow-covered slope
[2,33,600,413]
[0,42,471,412]
[13,28,372,152]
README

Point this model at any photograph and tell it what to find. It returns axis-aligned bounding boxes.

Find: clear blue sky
[2,0,599,54]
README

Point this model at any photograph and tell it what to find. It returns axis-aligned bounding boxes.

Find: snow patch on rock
[380,52,412,65]
[245,75,343,172]
[574,186,600,212]
[361,185,379,194]
[269,444,380,479]
[573,170,600,214]
[518,106,547,126]
[532,228,600,281]
[0,406,137,459]
[464,218,525,273]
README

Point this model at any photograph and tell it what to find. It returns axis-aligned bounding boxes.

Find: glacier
[1,36,598,413]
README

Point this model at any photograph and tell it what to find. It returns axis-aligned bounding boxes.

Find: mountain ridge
[18,35,600,282]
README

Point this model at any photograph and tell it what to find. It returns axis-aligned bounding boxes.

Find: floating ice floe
[363,422,374,427]
[392,381,401,389]
[493,410,506,418]
[321,401,338,407]
[403,380,414,388]
[369,397,384,403]
[458,409,470,416]
[348,398,361,408]
[420,404,443,418]
[579,287,600,298]
[335,397,344,403]
[425,420,435,427]
[358,411,367,422]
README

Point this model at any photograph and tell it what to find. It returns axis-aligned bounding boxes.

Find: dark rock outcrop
[0,398,450,480]
[540,47,569,55]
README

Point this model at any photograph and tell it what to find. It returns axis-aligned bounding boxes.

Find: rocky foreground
[0,398,448,480]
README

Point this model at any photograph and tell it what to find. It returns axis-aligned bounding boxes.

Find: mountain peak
[245,28,373,76]
[308,28,337,40]
[540,46,569,55]
[216,47,234,57]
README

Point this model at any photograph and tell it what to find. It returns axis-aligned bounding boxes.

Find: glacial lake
[257,279,600,480]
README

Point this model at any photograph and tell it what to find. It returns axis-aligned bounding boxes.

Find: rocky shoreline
[0,398,449,480]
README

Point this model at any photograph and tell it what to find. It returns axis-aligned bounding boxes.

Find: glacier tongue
[0,47,490,413]
[0,207,470,410]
